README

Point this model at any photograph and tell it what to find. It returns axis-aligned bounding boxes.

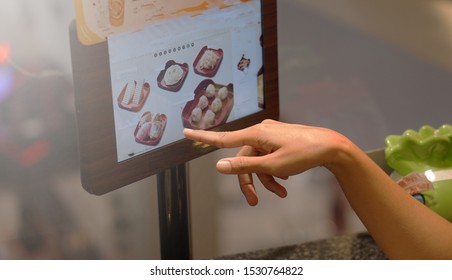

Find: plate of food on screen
[237,54,251,72]
[182,79,233,130]
[117,80,150,112]
[157,60,189,92]
[193,46,223,77]
[134,111,167,146]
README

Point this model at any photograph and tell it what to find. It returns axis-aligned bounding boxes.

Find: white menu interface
[106,1,264,162]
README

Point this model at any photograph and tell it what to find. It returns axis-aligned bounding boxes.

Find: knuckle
[235,157,249,172]
[214,131,229,148]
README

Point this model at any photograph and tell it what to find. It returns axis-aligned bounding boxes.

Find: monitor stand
[157,163,191,259]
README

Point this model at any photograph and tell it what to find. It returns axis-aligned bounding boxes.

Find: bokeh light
[0,43,10,64]
[0,43,14,103]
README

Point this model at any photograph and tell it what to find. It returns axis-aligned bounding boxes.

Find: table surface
[218,232,387,260]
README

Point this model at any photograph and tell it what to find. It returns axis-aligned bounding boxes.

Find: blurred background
[1,0,452,259]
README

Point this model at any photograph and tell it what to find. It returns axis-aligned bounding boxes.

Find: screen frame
[69,0,279,195]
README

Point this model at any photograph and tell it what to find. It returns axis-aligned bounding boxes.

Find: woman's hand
[183,119,350,205]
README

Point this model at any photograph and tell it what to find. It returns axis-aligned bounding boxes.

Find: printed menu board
[74,0,264,162]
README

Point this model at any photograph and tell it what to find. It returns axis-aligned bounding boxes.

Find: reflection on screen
[105,0,264,162]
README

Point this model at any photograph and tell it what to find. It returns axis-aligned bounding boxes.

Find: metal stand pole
[157,163,191,260]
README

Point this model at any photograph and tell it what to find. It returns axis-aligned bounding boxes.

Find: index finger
[183,128,258,149]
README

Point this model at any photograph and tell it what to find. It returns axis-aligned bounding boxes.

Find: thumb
[216,156,268,175]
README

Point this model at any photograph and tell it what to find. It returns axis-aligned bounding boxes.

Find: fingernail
[216,160,232,173]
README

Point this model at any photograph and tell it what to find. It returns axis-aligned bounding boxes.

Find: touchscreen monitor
[70,0,278,194]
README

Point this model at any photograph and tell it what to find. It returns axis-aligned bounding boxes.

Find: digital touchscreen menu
[71,0,277,194]
[74,0,265,163]
[76,0,263,162]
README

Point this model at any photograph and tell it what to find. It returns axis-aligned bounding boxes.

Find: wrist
[323,133,360,176]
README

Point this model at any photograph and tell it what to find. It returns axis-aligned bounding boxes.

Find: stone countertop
[217,232,387,260]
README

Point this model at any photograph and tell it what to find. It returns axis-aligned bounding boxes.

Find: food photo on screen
[182,79,234,130]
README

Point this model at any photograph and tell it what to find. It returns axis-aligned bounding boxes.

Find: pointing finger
[183,127,262,149]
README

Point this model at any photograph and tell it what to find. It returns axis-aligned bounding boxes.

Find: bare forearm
[327,139,452,259]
